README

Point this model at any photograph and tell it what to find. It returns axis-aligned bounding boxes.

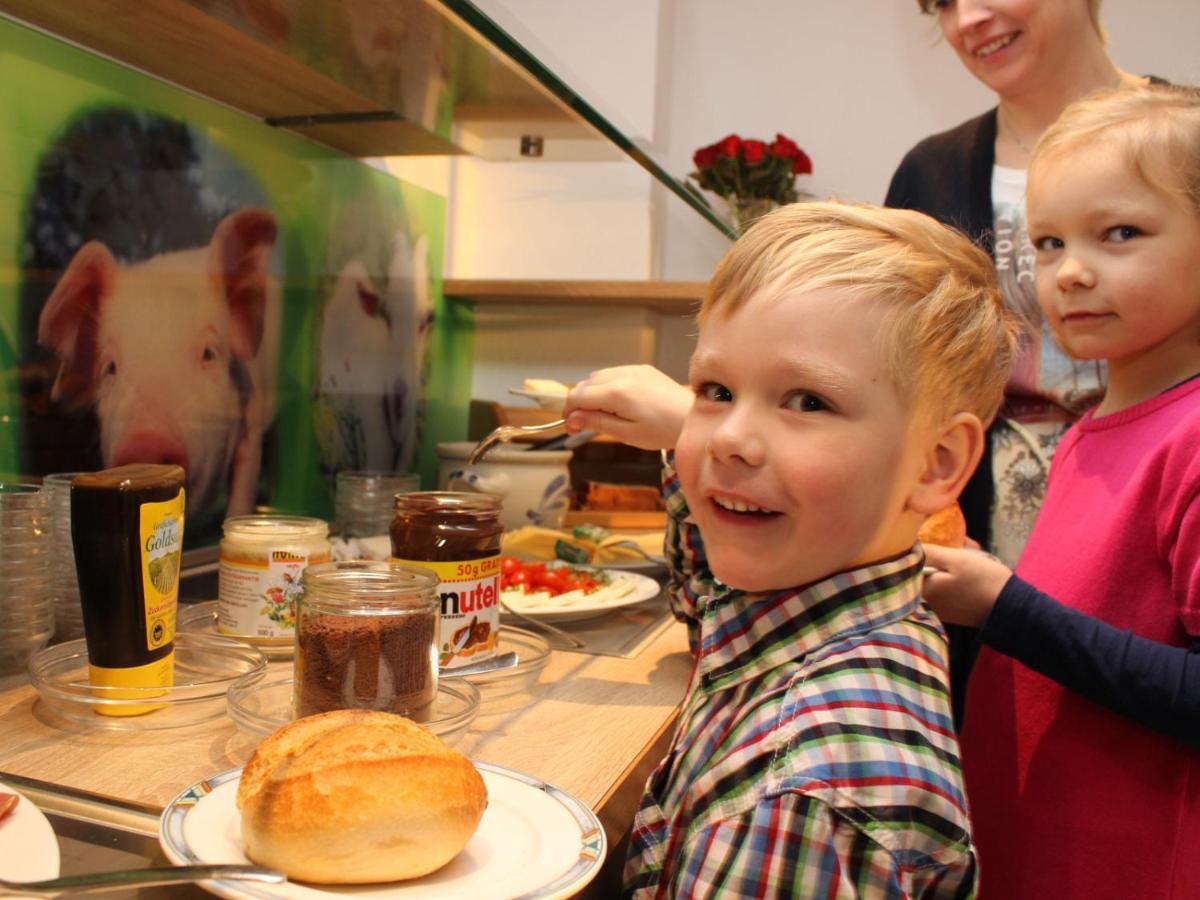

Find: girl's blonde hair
[1031,83,1200,214]
[917,0,1106,42]
[700,202,1018,426]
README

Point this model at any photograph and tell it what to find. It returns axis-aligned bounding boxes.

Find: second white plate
[501,567,662,623]
[159,764,605,899]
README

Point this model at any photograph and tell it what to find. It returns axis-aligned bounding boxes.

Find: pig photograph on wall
[314,188,434,481]
[19,107,281,536]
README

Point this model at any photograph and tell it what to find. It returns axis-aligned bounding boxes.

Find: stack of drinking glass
[0,483,52,673]
[334,470,420,538]
[43,472,85,642]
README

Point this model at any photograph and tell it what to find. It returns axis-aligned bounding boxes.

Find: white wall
[657,0,1200,279]
[436,0,1200,397]
[447,0,664,281]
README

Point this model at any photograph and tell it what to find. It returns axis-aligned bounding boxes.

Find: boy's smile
[676,287,935,593]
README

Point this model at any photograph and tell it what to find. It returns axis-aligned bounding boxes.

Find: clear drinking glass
[0,483,52,673]
[334,470,420,538]
[43,472,86,642]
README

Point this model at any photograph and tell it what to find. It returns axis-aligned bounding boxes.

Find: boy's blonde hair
[700,202,1017,426]
[1031,83,1200,214]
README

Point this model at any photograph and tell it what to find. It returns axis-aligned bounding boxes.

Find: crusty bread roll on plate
[236,708,487,884]
[918,502,967,548]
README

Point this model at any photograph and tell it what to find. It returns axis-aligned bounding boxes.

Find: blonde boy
[569,202,1016,897]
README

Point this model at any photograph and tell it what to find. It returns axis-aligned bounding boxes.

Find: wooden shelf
[443,279,707,314]
[0,0,583,159]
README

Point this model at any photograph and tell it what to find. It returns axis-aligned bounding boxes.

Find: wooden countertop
[0,620,692,895]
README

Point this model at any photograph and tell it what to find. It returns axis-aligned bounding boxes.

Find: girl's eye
[1105,225,1141,242]
[697,382,732,402]
[1033,235,1063,252]
[100,359,116,378]
[784,392,829,413]
[201,345,219,363]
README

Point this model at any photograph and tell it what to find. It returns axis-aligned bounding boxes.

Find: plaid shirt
[624,464,977,899]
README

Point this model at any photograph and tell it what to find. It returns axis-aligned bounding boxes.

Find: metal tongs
[467,419,566,465]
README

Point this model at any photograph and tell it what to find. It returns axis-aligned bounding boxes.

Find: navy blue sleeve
[981,575,1200,748]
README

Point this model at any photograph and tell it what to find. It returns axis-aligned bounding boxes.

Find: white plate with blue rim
[159,763,605,899]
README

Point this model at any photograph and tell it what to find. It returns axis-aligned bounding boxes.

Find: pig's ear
[211,208,277,359]
[38,241,117,405]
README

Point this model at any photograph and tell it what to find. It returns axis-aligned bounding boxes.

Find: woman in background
[885,0,1155,722]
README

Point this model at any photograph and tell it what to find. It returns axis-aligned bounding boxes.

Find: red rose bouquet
[687,133,813,234]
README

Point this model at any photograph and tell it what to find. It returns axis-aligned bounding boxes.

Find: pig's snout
[111,430,191,474]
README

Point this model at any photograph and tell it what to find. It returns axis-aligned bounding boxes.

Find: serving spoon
[499,598,586,650]
[0,864,283,896]
[467,419,566,465]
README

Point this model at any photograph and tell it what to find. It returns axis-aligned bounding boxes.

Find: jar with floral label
[217,515,330,653]
[390,492,502,669]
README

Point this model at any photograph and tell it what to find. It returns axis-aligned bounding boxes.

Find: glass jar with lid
[390,492,503,669]
[217,515,330,652]
[294,560,439,719]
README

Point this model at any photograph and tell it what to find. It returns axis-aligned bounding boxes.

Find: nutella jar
[294,561,439,719]
[390,492,502,669]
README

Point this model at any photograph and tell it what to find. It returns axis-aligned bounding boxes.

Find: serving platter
[501,565,661,623]
[159,764,605,899]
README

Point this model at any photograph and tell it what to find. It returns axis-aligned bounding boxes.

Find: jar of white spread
[217,515,331,650]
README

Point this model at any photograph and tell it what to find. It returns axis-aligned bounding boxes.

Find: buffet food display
[3,411,677,895]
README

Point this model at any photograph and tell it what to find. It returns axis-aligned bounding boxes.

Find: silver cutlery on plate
[0,864,283,897]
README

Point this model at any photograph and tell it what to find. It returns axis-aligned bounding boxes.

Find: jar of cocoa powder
[390,492,503,670]
[293,560,439,720]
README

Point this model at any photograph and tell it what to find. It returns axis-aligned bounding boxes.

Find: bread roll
[236,709,487,884]
[918,503,967,548]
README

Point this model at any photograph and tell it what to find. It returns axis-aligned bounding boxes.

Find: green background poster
[0,18,473,549]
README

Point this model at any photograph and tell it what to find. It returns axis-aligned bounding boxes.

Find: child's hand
[921,544,1013,628]
[564,366,692,450]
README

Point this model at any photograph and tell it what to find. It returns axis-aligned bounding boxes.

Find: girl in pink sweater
[922,83,1200,899]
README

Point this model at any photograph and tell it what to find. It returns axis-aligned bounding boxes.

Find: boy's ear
[907,412,985,515]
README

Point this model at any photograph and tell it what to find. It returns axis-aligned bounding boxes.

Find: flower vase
[729,197,778,236]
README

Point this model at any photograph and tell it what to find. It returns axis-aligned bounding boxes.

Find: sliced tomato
[561,575,598,594]
[531,569,569,595]
[500,556,523,577]
[506,569,530,589]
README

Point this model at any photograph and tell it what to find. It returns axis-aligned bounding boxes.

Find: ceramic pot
[436,442,572,531]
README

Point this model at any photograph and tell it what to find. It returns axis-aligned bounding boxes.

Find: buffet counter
[0,617,692,897]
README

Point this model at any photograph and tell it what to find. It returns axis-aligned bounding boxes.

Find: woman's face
[934,0,1098,98]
